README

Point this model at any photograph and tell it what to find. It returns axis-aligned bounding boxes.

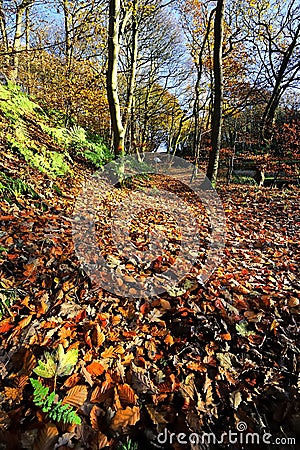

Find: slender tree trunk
[192,8,215,165]
[11,5,25,82]
[62,0,73,126]
[206,0,225,184]
[0,0,8,53]
[10,1,35,83]
[261,22,300,142]
[62,0,72,72]
[25,6,31,92]
[123,0,138,144]
[107,0,125,156]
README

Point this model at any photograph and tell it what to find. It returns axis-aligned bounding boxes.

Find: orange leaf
[0,319,14,333]
[101,346,116,359]
[86,361,105,376]
[93,324,105,347]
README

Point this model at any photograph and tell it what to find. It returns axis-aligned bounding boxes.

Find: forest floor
[0,142,299,450]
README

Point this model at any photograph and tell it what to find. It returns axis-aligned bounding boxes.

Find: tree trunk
[107,0,125,156]
[62,0,72,72]
[206,0,225,184]
[261,22,300,142]
[0,0,8,53]
[10,1,35,83]
[25,6,31,92]
[11,5,25,82]
[122,0,138,146]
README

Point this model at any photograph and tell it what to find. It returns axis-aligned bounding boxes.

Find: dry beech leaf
[114,387,122,410]
[21,349,36,375]
[91,384,114,404]
[164,334,174,346]
[101,346,116,359]
[4,387,21,402]
[0,318,14,334]
[17,314,34,330]
[180,374,195,399]
[145,405,167,425]
[110,406,140,431]
[0,410,10,431]
[90,405,104,431]
[7,314,33,342]
[186,361,206,372]
[63,372,81,388]
[114,344,125,355]
[86,361,105,376]
[33,423,59,450]
[80,362,94,387]
[97,431,109,449]
[118,383,137,407]
[230,390,242,409]
[14,374,28,389]
[121,352,134,366]
[62,385,88,408]
[93,324,105,347]
[160,299,171,310]
[204,376,214,407]
[131,369,159,394]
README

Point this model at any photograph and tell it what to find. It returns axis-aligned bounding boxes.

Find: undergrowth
[0,171,39,201]
[0,83,110,177]
[30,379,81,425]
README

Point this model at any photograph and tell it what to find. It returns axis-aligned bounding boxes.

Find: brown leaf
[164,334,174,346]
[97,431,109,449]
[145,405,167,425]
[21,349,36,376]
[33,423,59,450]
[131,366,159,394]
[110,406,140,431]
[118,383,137,407]
[63,372,81,388]
[0,411,10,431]
[4,387,21,403]
[114,387,122,410]
[90,405,104,431]
[62,385,88,408]
[80,362,94,387]
[186,361,206,372]
[0,319,14,334]
[91,384,114,404]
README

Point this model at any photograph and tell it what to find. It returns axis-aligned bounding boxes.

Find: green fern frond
[30,378,81,425]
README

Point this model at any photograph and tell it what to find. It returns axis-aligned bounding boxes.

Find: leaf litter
[0,159,299,449]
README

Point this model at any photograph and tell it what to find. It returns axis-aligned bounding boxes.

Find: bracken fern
[30,378,81,425]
